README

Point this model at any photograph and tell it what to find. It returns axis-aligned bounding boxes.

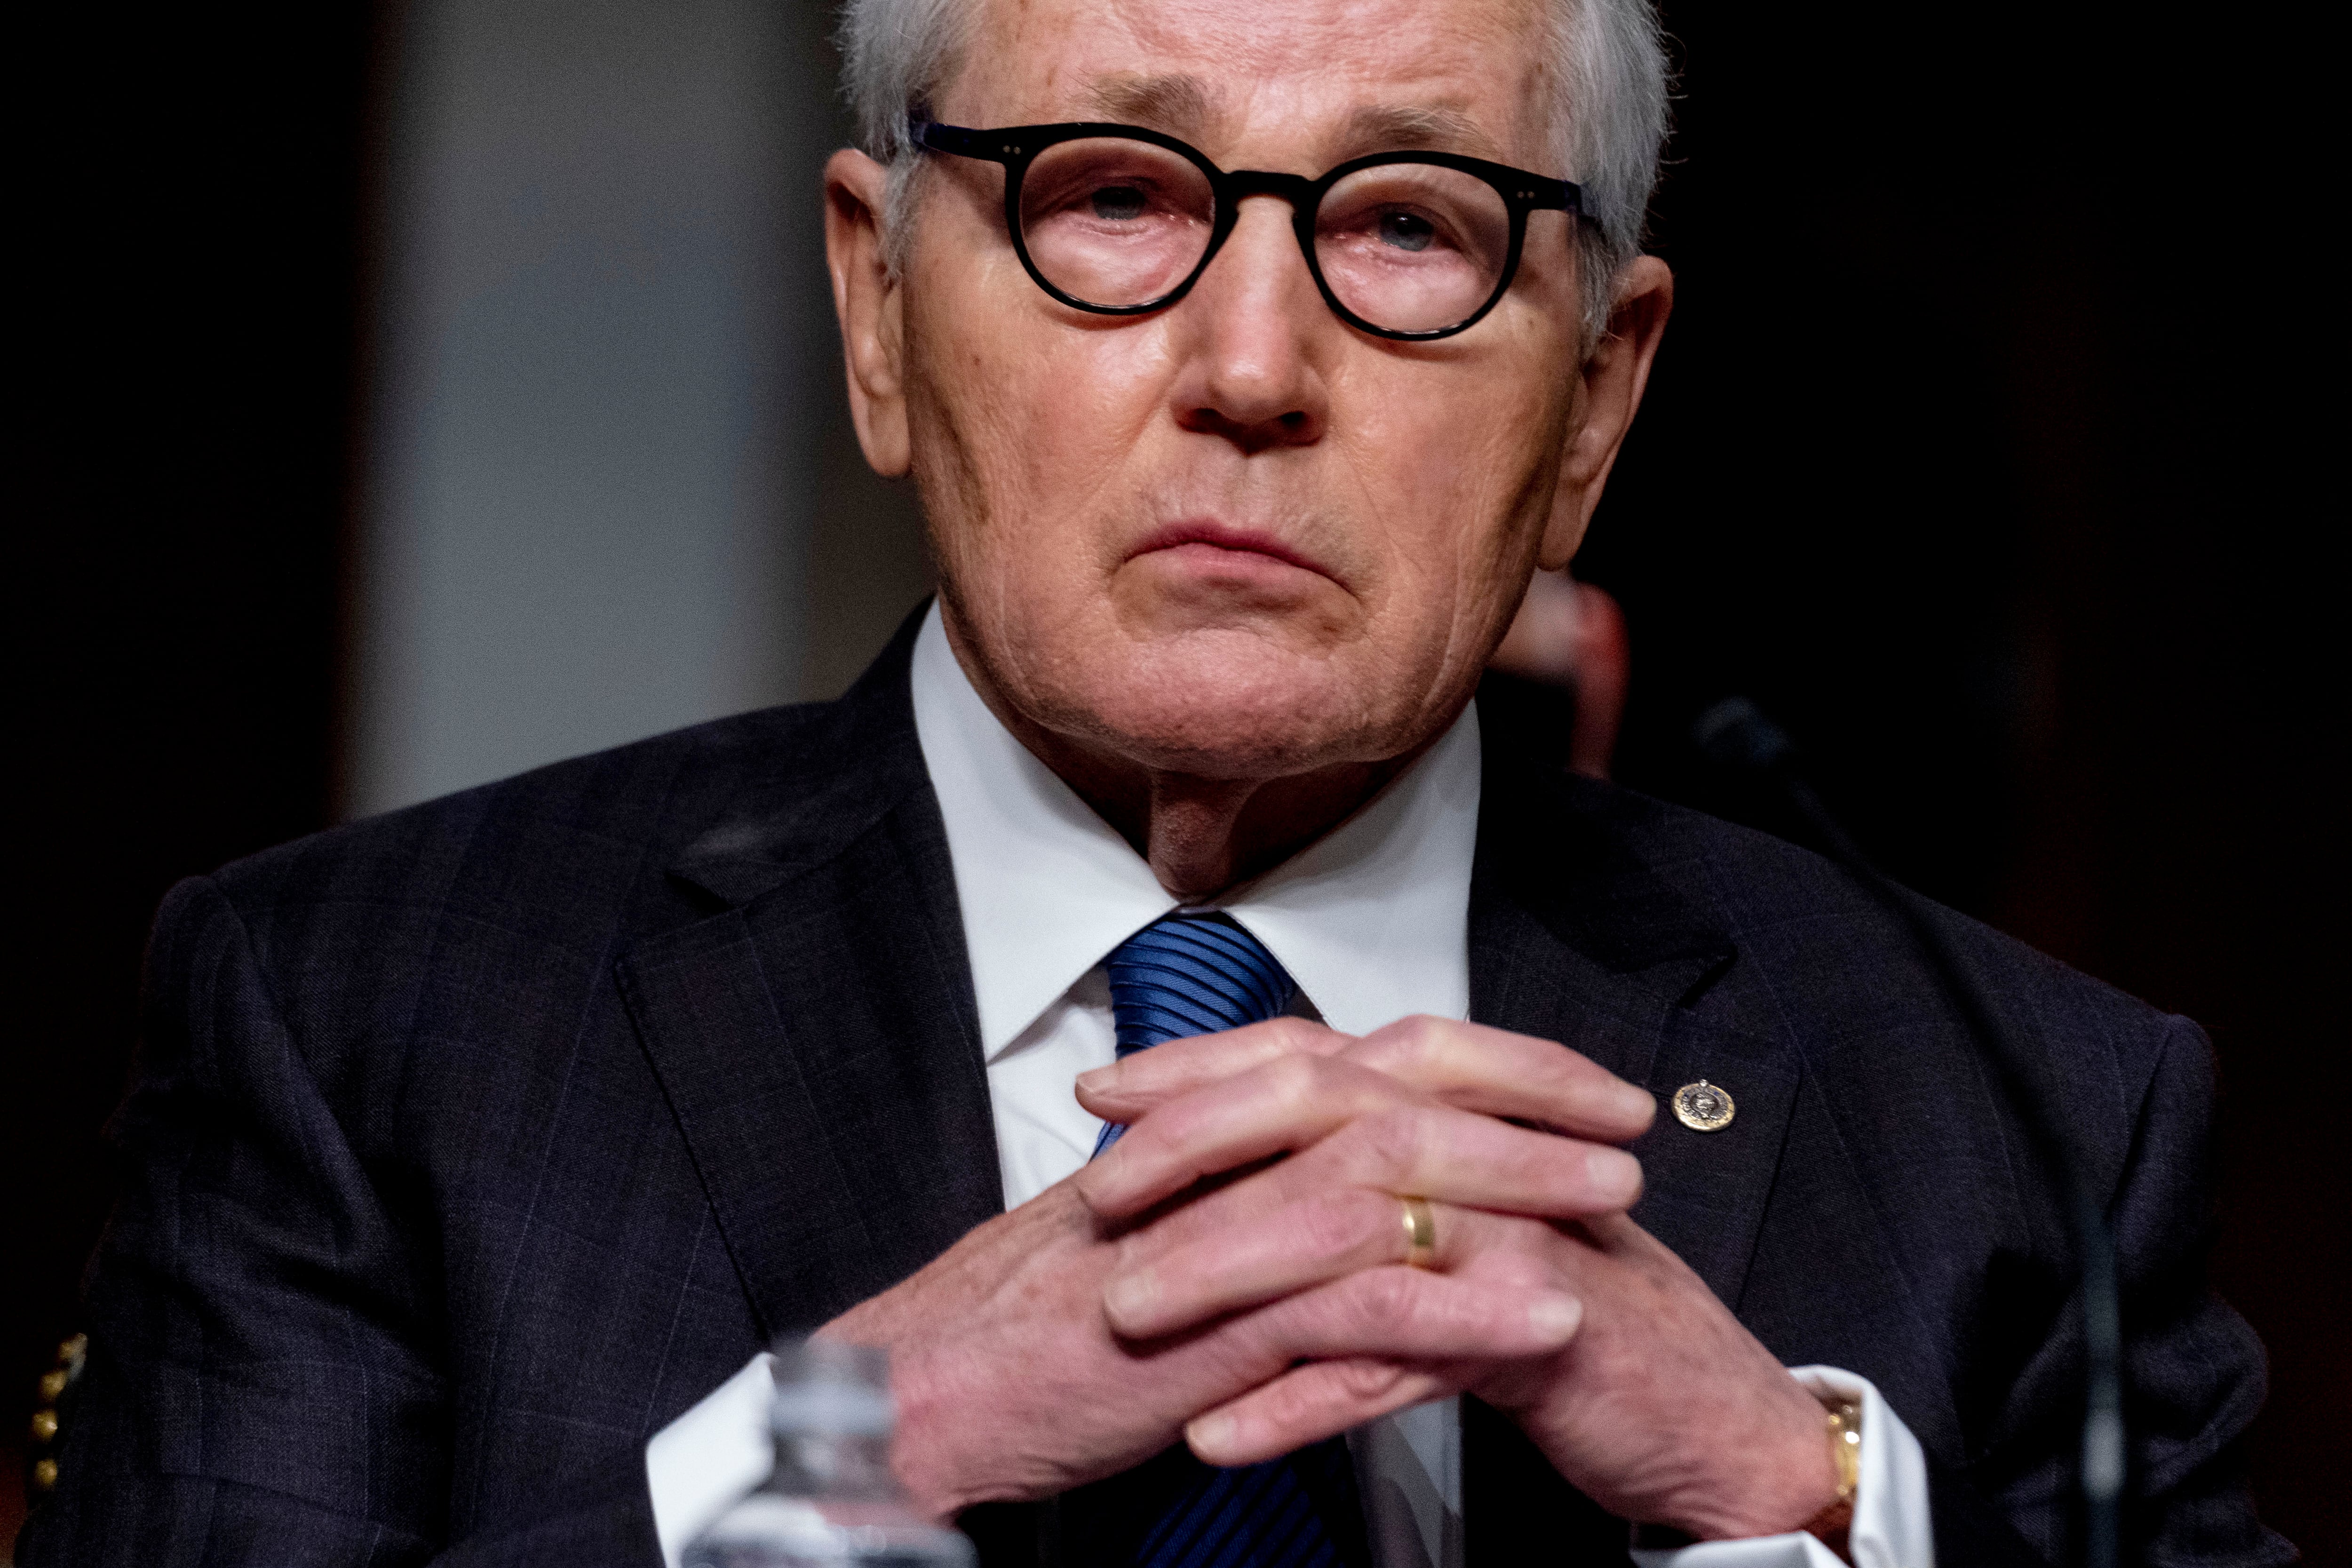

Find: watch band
[1824,1397,1862,1502]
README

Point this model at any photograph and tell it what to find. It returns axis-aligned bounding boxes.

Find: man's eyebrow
[1340,103,1503,161]
[1083,73,1217,134]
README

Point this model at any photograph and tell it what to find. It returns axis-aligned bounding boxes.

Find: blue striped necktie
[1079,911,1367,1568]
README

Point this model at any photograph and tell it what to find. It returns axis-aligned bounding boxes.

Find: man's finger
[1080,1015,1656,1150]
[1185,1359,1453,1468]
[1075,1016,1354,1122]
[1104,1189,1504,1339]
[1344,1016,1656,1142]
[1178,1260,1586,1460]
[1307,1105,1643,1218]
[1078,1052,1425,1218]
[1231,1259,1583,1368]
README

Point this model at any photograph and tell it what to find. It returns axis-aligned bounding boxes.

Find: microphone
[1692,697,2123,1568]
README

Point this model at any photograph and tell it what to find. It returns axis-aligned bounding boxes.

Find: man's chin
[1047,648,1423,782]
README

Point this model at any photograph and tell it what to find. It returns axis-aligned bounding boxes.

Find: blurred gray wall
[348,0,927,818]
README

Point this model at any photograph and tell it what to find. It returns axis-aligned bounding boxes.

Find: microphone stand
[1692,698,2122,1568]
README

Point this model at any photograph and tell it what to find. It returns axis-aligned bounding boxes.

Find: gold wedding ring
[1399,1195,1438,1269]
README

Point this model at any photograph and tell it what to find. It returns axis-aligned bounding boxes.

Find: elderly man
[20,0,2287,1564]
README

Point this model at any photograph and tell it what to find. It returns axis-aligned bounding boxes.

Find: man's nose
[1168,196,1329,453]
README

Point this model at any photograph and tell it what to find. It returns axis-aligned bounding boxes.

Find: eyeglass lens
[1017,137,1515,334]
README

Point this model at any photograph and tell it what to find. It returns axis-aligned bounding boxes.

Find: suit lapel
[1463,680,1805,1564]
[617,615,1005,1336]
[1467,694,1799,1317]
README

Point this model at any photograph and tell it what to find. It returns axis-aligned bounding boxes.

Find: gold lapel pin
[1672,1079,1736,1132]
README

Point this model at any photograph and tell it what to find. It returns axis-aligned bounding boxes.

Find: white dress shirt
[648,604,1936,1568]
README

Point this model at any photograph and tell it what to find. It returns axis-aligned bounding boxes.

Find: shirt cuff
[646,1351,779,1568]
[1630,1366,1934,1568]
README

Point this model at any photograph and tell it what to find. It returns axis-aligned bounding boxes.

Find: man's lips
[1126,521,1335,582]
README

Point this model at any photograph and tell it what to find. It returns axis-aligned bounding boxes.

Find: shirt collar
[910,603,1479,1058]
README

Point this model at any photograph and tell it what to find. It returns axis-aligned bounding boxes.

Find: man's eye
[1090,185,1148,221]
[1378,211,1437,252]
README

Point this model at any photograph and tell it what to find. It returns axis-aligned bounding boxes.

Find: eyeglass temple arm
[1525,178,1598,242]
[1517,176,1585,218]
[907,115,1016,162]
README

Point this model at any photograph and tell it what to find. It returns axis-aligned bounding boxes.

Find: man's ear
[1537,255,1674,569]
[826,148,912,478]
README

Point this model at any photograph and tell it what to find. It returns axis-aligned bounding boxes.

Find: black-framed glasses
[910,117,1588,342]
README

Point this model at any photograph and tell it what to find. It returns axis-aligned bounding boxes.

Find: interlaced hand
[818,1014,1637,1519]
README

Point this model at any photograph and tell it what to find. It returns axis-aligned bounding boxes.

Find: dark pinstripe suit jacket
[19,614,2291,1566]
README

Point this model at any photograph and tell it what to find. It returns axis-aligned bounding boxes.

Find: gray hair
[836,0,1669,337]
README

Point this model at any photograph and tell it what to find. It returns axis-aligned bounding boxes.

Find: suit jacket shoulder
[26,613,993,1563]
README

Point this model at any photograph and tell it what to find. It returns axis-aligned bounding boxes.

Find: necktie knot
[1106,911,1297,1058]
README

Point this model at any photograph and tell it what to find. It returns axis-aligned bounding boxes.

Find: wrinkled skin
[819,0,1844,1546]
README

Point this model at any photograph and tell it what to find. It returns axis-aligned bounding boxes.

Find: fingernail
[1615,1084,1657,1122]
[1528,1293,1584,1342]
[1076,1065,1116,1095]
[1104,1270,1157,1324]
[1589,1147,1642,1202]
[1187,1411,1234,1453]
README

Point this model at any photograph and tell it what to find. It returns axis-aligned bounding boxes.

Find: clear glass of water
[683,1339,975,1568]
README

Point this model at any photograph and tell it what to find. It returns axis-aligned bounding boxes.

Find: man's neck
[1048,748,1420,901]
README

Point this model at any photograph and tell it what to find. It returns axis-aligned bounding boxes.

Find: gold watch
[1824,1398,1862,1502]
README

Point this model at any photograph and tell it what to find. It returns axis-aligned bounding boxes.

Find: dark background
[11,0,2339,1557]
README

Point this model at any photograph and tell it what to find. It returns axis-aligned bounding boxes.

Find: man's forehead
[960,0,1549,162]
